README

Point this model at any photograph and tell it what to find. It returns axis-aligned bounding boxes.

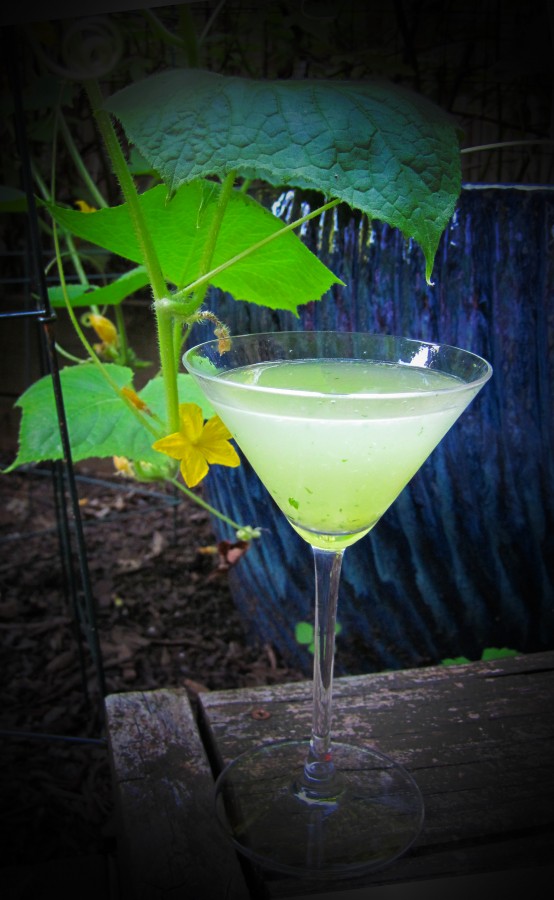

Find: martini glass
[184,331,492,878]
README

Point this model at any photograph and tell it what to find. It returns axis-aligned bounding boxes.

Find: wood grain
[199,651,554,896]
[105,688,249,900]
[106,652,554,898]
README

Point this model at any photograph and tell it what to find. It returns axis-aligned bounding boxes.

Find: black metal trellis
[2,26,107,703]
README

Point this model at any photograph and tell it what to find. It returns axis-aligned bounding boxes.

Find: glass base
[214,739,424,879]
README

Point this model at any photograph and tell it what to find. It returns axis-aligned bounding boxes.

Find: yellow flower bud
[113,456,134,477]
[88,314,118,346]
[74,199,97,213]
[121,387,149,411]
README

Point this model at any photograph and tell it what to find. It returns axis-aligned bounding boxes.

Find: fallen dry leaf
[216,539,250,571]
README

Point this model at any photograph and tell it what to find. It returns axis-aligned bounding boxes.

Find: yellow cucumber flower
[152,403,240,488]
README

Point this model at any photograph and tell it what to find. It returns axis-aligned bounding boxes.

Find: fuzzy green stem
[83,80,166,297]
[167,171,237,364]
[188,170,236,311]
[83,79,180,433]
[114,304,129,364]
[157,316,181,433]
[173,318,185,372]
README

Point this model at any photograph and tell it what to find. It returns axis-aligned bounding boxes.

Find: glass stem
[303,547,344,791]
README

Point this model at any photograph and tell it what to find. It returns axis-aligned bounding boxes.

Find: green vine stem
[182,196,342,298]
[189,169,237,311]
[164,196,343,320]
[114,303,130,364]
[39,134,129,363]
[461,138,554,154]
[32,164,93,292]
[168,477,245,532]
[52,222,161,440]
[83,78,180,434]
[54,105,138,360]
[169,169,238,365]
[58,114,108,209]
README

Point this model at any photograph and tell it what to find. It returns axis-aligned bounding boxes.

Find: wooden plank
[197,651,554,897]
[105,688,250,900]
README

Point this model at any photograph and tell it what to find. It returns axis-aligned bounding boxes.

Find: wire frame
[2,27,107,704]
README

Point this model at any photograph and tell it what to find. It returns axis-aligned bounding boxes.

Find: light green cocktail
[214,359,476,549]
[184,331,492,878]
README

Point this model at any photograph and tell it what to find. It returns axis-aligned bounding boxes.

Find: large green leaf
[9,365,139,469]
[45,180,341,313]
[7,365,214,471]
[105,69,462,281]
[48,267,150,308]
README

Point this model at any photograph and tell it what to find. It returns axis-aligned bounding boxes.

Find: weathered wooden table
[105,651,554,899]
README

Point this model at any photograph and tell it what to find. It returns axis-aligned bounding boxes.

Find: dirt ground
[0,459,304,873]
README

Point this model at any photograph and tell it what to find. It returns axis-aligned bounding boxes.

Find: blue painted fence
[193,187,554,675]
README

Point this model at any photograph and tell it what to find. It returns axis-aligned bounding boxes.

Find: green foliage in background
[4,11,462,537]
[441,648,521,666]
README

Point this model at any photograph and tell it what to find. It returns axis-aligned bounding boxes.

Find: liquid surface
[202,359,476,549]
[228,358,458,395]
